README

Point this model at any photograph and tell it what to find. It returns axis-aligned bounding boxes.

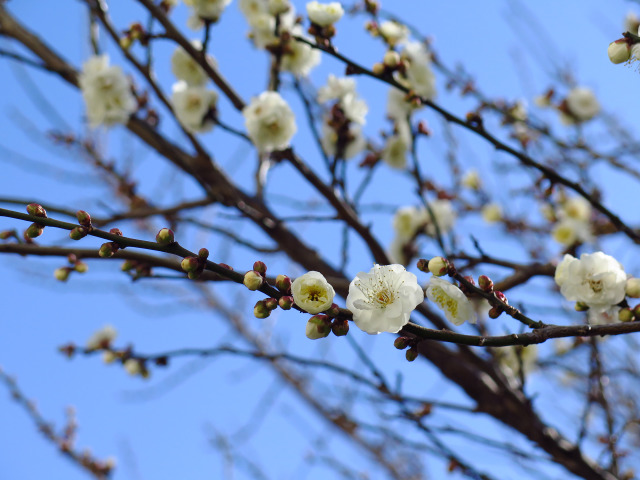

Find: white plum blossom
[424,199,456,237]
[86,325,117,350]
[625,12,640,35]
[347,264,424,334]
[171,41,215,86]
[184,0,232,27]
[243,91,297,152]
[247,13,279,48]
[462,169,481,190]
[551,218,593,246]
[306,1,344,27]
[481,203,503,223]
[560,196,591,222]
[318,75,356,103]
[79,55,136,128]
[291,271,335,314]
[561,87,600,124]
[280,27,321,76]
[401,41,436,99]
[387,87,413,120]
[382,118,411,169]
[239,0,265,21]
[555,252,626,315]
[496,345,538,378]
[172,82,218,133]
[426,277,477,326]
[378,20,409,47]
[267,0,291,15]
[393,206,424,240]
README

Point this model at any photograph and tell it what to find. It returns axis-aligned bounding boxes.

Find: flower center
[430,286,458,317]
[303,286,326,304]
[587,278,603,293]
[355,269,400,309]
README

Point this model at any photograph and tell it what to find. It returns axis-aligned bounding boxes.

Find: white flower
[243,91,297,152]
[267,0,291,15]
[86,325,117,350]
[555,252,626,314]
[318,74,356,103]
[625,12,640,35]
[563,87,600,123]
[462,169,481,190]
[320,121,366,159]
[184,0,231,23]
[306,1,344,27]
[247,13,279,48]
[340,93,368,125]
[124,358,143,376]
[551,218,592,246]
[559,196,591,222]
[386,87,414,120]
[426,277,477,326]
[171,41,215,86]
[382,118,411,169]
[401,42,436,99]
[378,21,409,47]
[172,81,218,133]
[79,55,136,128]
[424,199,456,237]
[496,345,537,378]
[392,206,423,240]
[291,271,335,314]
[239,0,266,21]
[347,264,424,334]
[481,203,503,223]
[280,27,321,76]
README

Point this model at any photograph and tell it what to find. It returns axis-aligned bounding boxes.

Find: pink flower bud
[26,203,47,218]
[264,298,278,311]
[76,210,92,226]
[305,315,331,340]
[278,296,294,310]
[331,319,349,337]
[253,261,267,276]
[198,248,209,259]
[253,301,271,319]
[99,243,115,258]
[69,227,88,241]
[276,274,292,293]
[25,223,44,238]
[394,337,409,350]
[478,275,494,292]
[181,256,199,273]
[405,347,418,362]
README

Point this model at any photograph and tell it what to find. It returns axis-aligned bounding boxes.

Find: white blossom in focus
[79,55,136,128]
[347,264,424,334]
[555,252,626,314]
[86,325,117,350]
[306,1,344,27]
[562,87,600,124]
[291,271,335,314]
[426,277,477,326]
[243,91,297,152]
[172,81,218,133]
[171,41,215,86]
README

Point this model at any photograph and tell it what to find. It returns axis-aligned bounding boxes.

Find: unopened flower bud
[102,351,117,364]
[608,39,631,64]
[124,358,143,376]
[76,210,92,226]
[119,36,133,50]
[198,248,209,259]
[372,62,385,75]
[324,303,340,317]
[278,295,294,310]
[109,228,123,236]
[428,256,449,276]
[244,270,264,291]
[264,298,278,311]
[276,274,292,293]
[416,258,428,272]
[121,260,135,271]
[253,300,271,319]
[405,347,418,362]
[25,223,44,238]
[187,271,200,280]
[54,267,71,282]
[74,262,89,274]
[155,228,175,245]
[383,50,400,68]
[181,256,199,273]
[394,337,409,350]
[69,227,88,241]
[574,301,589,312]
[27,203,47,218]
[633,304,640,320]
[305,315,331,340]
[619,308,634,322]
[626,278,640,298]
[99,243,115,258]
[253,261,267,276]
[494,291,508,304]
[488,306,502,319]
[331,319,349,336]
[0,230,13,240]
[478,275,493,292]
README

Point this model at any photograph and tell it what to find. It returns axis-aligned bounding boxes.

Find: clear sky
[1,1,638,479]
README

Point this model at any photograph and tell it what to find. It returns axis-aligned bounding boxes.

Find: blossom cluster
[79,55,137,128]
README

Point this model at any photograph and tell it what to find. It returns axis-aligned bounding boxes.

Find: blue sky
[1,1,639,479]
